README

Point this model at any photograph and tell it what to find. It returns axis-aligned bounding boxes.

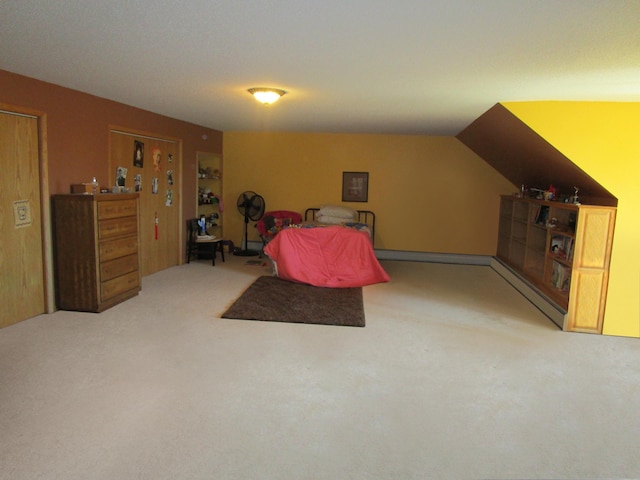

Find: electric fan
[234,191,265,256]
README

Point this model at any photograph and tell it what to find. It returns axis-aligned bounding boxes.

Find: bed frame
[304,208,376,246]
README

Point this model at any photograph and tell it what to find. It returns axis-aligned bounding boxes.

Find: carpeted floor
[2,257,640,479]
[222,275,365,327]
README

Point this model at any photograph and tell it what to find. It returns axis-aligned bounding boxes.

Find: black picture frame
[133,140,144,168]
[342,171,369,202]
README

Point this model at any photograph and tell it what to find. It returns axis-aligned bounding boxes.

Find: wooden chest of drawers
[53,193,141,312]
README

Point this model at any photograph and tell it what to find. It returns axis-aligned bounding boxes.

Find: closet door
[0,112,45,327]
[109,130,181,276]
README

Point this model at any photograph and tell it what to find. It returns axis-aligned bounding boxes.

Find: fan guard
[234,191,265,256]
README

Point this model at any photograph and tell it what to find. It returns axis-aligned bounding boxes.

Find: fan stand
[233,213,260,256]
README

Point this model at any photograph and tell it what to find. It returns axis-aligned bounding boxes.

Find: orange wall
[223,132,515,253]
[504,101,640,338]
[0,69,223,226]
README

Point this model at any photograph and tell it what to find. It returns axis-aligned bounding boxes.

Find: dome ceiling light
[248,87,286,105]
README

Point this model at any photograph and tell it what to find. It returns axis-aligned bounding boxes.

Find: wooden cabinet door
[565,206,616,333]
[0,112,45,327]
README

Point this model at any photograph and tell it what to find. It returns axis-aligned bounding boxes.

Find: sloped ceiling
[456,104,617,206]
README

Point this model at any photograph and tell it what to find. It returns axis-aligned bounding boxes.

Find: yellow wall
[503,101,640,338]
[223,132,515,254]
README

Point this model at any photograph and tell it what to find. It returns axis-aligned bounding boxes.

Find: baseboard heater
[373,248,566,330]
[249,241,566,329]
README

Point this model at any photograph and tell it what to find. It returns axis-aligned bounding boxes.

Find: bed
[263,205,389,288]
[304,207,376,246]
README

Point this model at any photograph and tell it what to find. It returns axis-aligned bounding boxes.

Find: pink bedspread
[264,226,390,288]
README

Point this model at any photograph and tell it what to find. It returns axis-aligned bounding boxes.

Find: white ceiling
[1,0,639,135]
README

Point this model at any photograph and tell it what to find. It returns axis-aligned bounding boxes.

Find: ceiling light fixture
[248,87,286,105]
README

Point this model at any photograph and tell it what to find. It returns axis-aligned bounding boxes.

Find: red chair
[256,210,302,252]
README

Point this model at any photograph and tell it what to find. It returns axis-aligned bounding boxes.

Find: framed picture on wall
[342,171,369,202]
[133,140,144,168]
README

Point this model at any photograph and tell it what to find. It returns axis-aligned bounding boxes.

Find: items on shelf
[518,184,581,205]
[551,261,571,292]
[497,195,616,334]
[197,154,223,239]
[198,186,219,205]
[198,165,221,179]
[549,235,574,262]
[534,205,549,225]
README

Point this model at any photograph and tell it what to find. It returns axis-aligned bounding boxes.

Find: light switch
[13,200,32,228]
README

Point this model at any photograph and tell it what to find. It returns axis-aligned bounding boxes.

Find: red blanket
[264,226,390,288]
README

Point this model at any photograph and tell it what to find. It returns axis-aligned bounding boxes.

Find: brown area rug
[221,276,365,327]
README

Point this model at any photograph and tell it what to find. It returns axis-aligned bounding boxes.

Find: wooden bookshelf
[497,196,616,333]
[197,153,223,238]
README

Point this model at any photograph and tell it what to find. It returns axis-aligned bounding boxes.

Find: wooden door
[0,112,45,327]
[109,131,181,276]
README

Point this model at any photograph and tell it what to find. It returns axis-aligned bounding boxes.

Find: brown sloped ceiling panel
[456,104,617,206]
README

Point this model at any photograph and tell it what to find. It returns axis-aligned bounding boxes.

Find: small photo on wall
[133,141,144,168]
[166,189,173,206]
[167,170,174,185]
[116,166,128,187]
[134,174,142,192]
[152,177,159,194]
[152,147,161,173]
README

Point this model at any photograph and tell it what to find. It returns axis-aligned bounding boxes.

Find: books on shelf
[550,236,563,253]
[534,205,550,225]
[566,237,574,262]
[549,235,574,262]
[551,261,571,292]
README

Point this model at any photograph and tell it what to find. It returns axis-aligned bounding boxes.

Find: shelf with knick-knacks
[197,153,223,238]
[497,194,615,334]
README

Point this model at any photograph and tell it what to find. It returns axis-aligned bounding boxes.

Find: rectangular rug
[221,276,365,327]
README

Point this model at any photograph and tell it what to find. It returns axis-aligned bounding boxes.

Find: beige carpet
[1,255,639,480]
